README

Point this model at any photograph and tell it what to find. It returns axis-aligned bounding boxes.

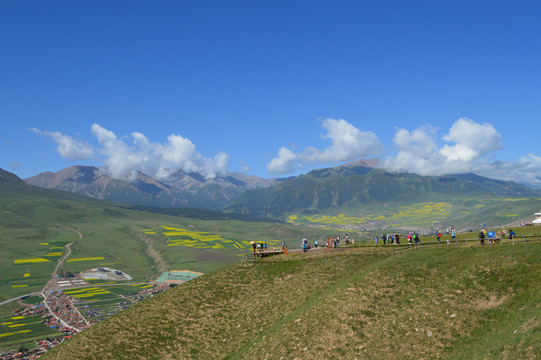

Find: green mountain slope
[44,245,540,359]
[225,165,541,230]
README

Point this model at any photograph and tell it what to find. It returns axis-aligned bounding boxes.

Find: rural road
[40,226,86,332]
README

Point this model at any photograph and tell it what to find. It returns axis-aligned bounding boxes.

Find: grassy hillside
[44,245,540,359]
[226,166,541,231]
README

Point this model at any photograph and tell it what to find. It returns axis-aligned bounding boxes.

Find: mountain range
[22,161,541,230]
[25,165,277,210]
[225,164,541,216]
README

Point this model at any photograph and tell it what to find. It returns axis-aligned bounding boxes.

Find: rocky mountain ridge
[24,165,277,210]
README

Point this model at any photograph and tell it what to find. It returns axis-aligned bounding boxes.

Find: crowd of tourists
[477,226,516,245]
[300,234,354,251]
[290,224,522,254]
[251,242,285,253]
[374,232,421,245]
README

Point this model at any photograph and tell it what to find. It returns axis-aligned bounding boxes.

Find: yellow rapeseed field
[14,258,50,264]
[152,226,257,250]
[66,257,105,262]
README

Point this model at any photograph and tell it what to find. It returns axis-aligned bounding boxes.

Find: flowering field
[13,258,51,264]
[287,202,452,228]
[71,283,167,327]
[66,257,105,263]
[145,226,280,251]
[63,287,112,300]
[0,314,64,348]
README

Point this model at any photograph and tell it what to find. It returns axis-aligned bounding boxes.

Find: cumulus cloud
[381,126,444,176]
[31,118,541,188]
[267,118,384,174]
[381,117,541,187]
[30,128,94,160]
[475,154,541,188]
[383,118,504,176]
[33,124,229,180]
[267,147,296,173]
[518,154,541,187]
[440,118,502,161]
[90,124,229,180]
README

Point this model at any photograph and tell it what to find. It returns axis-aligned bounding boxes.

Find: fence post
[524,234,526,245]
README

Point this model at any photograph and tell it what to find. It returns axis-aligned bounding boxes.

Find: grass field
[42,243,540,360]
[0,204,333,303]
[0,312,65,350]
[286,197,541,231]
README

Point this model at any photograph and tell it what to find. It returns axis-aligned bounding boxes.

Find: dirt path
[44,226,80,290]
[50,242,73,282]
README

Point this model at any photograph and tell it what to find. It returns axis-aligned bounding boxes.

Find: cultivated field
[286,198,541,231]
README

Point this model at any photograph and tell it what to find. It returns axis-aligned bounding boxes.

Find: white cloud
[440,118,502,161]
[30,128,94,160]
[267,147,296,173]
[31,118,541,188]
[383,126,447,176]
[382,118,541,187]
[90,124,142,179]
[90,124,229,180]
[477,154,541,188]
[518,154,541,187]
[267,118,384,174]
[32,124,229,180]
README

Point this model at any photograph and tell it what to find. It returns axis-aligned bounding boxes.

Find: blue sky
[2,1,541,186]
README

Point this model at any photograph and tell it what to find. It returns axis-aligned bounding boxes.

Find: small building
[533,211,541,225]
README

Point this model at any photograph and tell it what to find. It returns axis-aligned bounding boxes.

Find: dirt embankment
[136,232,168,275]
